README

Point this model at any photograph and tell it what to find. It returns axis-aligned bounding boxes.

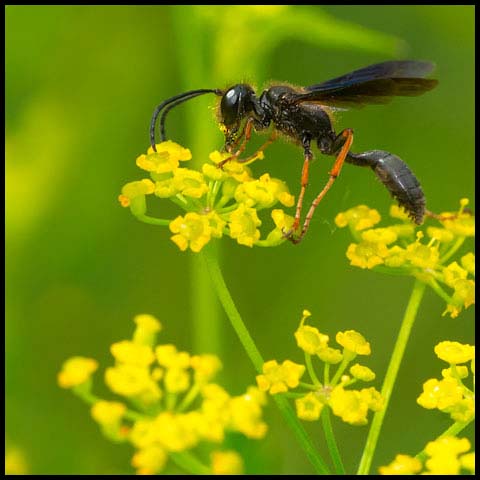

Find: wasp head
[219,84,257,152]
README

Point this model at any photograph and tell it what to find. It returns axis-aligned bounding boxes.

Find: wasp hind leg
[287,128,354,244]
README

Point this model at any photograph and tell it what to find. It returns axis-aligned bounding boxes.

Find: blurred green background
[6,5,474,475]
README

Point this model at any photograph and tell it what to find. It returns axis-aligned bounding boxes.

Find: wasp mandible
[150,60,438,243]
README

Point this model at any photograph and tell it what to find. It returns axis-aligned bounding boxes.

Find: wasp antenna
[150,89,222,151]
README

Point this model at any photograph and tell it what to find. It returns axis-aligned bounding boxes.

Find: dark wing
[294,60,438,108]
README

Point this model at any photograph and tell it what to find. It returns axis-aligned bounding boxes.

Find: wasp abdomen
[347,150,425,224]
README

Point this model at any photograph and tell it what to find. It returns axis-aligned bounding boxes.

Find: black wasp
[150,60,438,243]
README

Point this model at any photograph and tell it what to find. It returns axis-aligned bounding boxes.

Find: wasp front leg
[218,118,255,169]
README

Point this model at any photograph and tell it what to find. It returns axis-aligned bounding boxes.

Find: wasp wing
[294,60,437,108]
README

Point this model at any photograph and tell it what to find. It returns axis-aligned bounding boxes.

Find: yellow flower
[133,314,162,346]
[271,209,295,231]
[58,356,98,389]
[211,450,244,475]
[444,279,475,318]
[294,324,329,355]
[329,386,369,425]
[361,227,398,245]
[91,400,126,426]
[228,390,268,439]
[234,173,294,209]
[105,364,161,402]
[441,365,469,379]
[360,387,384,411]
[119,179,155,207]
[316,346,343,364]
[336,330,371,356]
[191,354,222,383]
[131,445,167,475]
[209,151,252,183]
[335,205,381,231]
[202,162,228,181]
[256,360,305,394]
[427,226,454,243]
[155,345,190,369]
[447,397,475,423]
[417,377,463,410]
[129,419,157,450]
[441,212,475,237]
[5,447,28,475]
[459,452,475,473]
[389,223,415,239]
[346,241,389,269]
[405,239,440,269]
[207,211,227,238]
[452,279,475,308]
[389,204,411,221]
[295,392,324,421]
[350,364,375,382]
[164,368,190,393]
[434,341,475,365]
[169,212,212,252]
[424,436,471,475]
[153,412,199,452]
[110,340,155,367]
[443,262,468,288]
[460,252,475,276]
[136,141,191,174]
[173,168,209,199]
[228,203,261,247]
[264,209,295,244]
[153,176,177,198]
[379,454,422,475]
[384,245,407,268]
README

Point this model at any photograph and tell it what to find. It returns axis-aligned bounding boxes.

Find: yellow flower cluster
[379,436,475,475]
[119,141,296,252]
[58,314,267,475]
[417,341,475,423]
[335,201,475,318]
[256,310,383,426]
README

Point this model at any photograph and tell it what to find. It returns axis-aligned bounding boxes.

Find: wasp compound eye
[220,84,256,128]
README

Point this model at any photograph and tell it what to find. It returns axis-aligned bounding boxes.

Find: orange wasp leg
[290,128,354,244]
[217,118,254,169]
[234,131,278,164]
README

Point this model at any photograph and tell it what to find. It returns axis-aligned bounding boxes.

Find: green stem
[330,355,350,387]
[134,213,171,226]
[305,353,321,386]
[440,237,465,264]
[73,387,145,421]
[201,243,331,474]
[170,451,211,475]
[415,420,473,462]
[322,408,346,475]
[324,363,330,385]
[427,277,455,304]
[176,383,201,413]
[357,279,426,475]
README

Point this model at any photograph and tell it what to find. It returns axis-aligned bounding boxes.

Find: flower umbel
[336,200,475,318]
[380,436,475,475]
[58,314,267,474]
[417,341,475,423]
[120,141,296,252]
[257,310,383,427]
